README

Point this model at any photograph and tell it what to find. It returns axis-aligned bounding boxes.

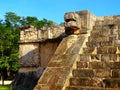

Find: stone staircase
[66,17,120,90]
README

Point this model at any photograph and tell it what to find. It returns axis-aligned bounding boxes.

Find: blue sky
[0,0,120,24]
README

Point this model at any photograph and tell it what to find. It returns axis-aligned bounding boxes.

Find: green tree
[0,12,20,85]
[5,12,20,26]
[36,18,56,29]
[0,25,19,85]
[26,16,38,26]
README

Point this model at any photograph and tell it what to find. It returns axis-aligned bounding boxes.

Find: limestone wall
[19,43,40,67]
[19,42,60,68]
[12,25,64,90]
[20,26,65,42]
[39,41,60,68]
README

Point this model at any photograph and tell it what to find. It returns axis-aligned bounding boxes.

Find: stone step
[73,69,94,77]
[93,26,112,31]
[93,24,117,30]
[77,61,120,69]
[91,30,110,37]
[89,62,120,69]
[79,54,120,62]
[73,69,113,78]
[69,77,103,87]
[68,77,120,89]
[66,86,103,90]
[83,47,118,54]
[88,34,118,42]
[97,47,117,54]
[86,41,113,48]
[66,86,120,90]
[92,28,118,35]
[101,54,118,61]
[103,79,120,88]
[83,46,118,54]
[88,36,110,42]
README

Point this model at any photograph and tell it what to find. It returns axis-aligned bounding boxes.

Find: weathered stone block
[104,88,120,90]
[114,40,120,46]
[94,69,111,78]
[95,20,103,26]
[109,34,118,41]
[80,54,90,61]
[83,47,95,54]
[73,69,94,77]
[88,37,109,42]
[66,87,103,90]
[97,47,117,54]
[103,20,114,25]
[86,42,98,47]
[91,30,110,38]
[93,26,103,30]
[101,54,117,61]
[112,70,120,78]
[103,79,120,88]
[70,77,103,87]
[108,47,117,54]
[77,61,88,69]
[97,47,108,54]
[113,16,120,25]
[112,28,118,35]
[91,54,101,61]
[99,41,113,47]
[87,41,109,47]
[89,62,106,69]
[109,62,120,69]
[103,16,114,25]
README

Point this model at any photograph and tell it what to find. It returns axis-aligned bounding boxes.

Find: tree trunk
[1,69,4,85]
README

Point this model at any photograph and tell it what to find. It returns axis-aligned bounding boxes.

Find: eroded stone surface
[34,34,86,90]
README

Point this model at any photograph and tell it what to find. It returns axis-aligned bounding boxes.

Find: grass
[0,85,12,90]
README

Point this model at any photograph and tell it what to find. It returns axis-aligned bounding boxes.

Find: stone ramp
[34,35,87,90]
